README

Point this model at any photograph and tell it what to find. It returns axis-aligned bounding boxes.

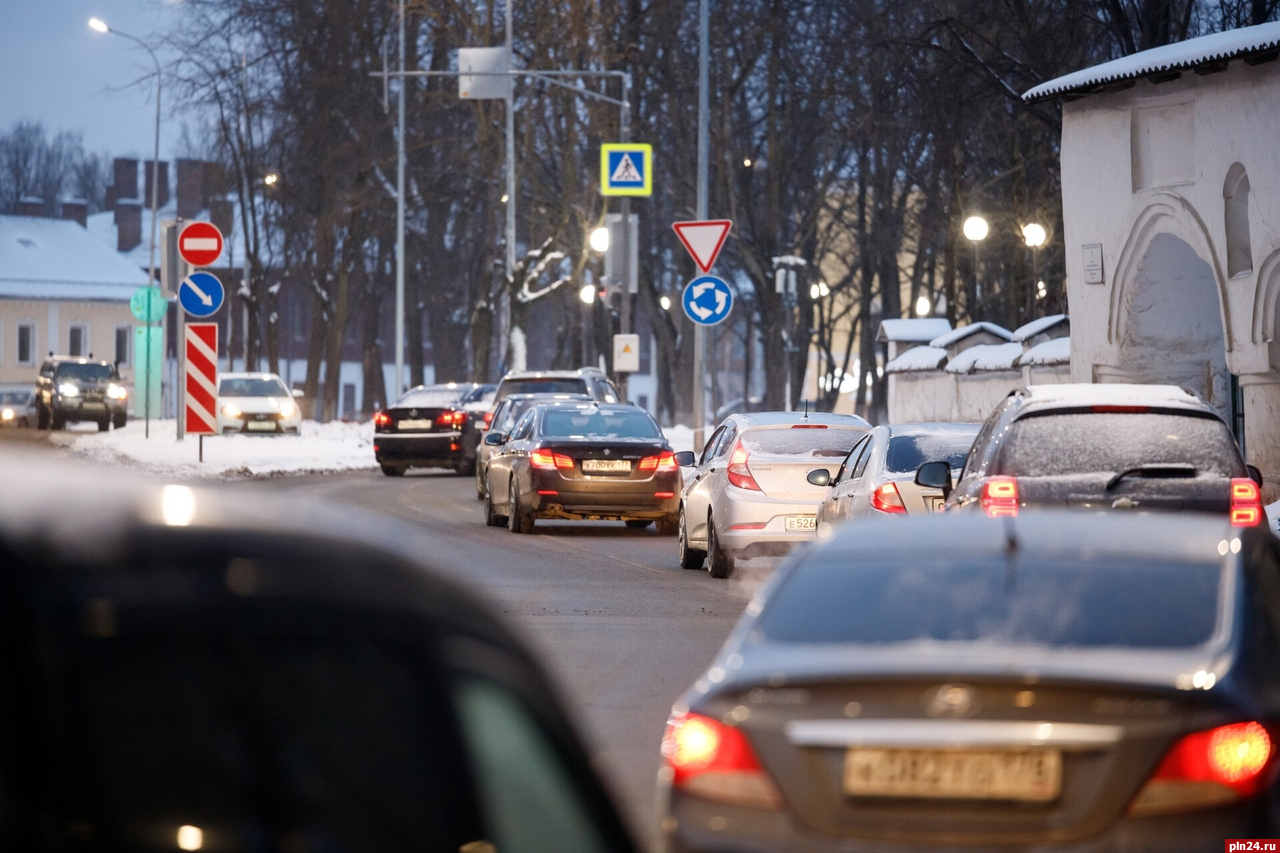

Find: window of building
[115,326,131,366]
[68,325,88,357]
[17,323,35,366]
[1225,163,1253,278]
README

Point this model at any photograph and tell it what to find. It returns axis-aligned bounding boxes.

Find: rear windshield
[997,412,1243,477]
[220,377,290,397]
[758,554,1222,649]
[742,426,864,458]
[1,390,31,404]
[396,388,465,408]
[541,410,660,439]
[501,379,588,398]
[56,363,115,382]
[885,431,976,474]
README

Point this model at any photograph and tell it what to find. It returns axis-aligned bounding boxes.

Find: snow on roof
[1012,314,1068,343]
[929,322,1013,349]
[885,346,947,374]
[1021,336,1071,366]
[946,342,1024,374]
[1022,382,1206,410]
[1023,21,1280,101]
[877,318,952,343]
[0,215,147,300]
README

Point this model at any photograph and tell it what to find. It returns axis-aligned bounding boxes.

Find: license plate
[398,419,433,430]
[582,459,631,473]
[844,748,1061,802]
[785,516,816,531]
[246,421,276,431]
[927,496,945,513]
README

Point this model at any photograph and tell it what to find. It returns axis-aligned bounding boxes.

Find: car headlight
[1,408,13,421]
[58,382,80,397]
[279,401,297,418]
[107,383,128,400]
[221,403,243,418]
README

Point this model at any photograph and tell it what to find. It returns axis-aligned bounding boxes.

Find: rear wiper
[1105,463,1197,491]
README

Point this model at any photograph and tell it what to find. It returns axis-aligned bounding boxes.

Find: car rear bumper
[528,472,679,520]
[374,432,463,465]
[219,415,300,434]
[717,493,820,556]
[661,789,1270,853]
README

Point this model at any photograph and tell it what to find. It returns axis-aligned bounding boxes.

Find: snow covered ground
[52,418,698,481]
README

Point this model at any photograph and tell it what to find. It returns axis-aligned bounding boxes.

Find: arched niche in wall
[1224,163,1253,279]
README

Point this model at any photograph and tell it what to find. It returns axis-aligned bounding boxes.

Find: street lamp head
[963,215,989,243]
[579,284,596,305]
[809,281,830,299]
[915,294,931,317]
[660,295,672,311]
[88,17,110,33]
[263,173,279,186]
[1022,222,1047,248]
[589,226,610,253]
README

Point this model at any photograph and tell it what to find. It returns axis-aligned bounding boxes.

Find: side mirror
[1248,464,1264,488]
[291,388,305,399]
[483,432,507,446]
[915,461,953,498]
[806,468,831,487]
[673,450,696,467]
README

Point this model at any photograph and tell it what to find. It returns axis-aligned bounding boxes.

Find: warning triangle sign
[672,220,733,273]
[611,153,643,183]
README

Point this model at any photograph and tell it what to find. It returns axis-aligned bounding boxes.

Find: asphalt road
[236,467,778,850]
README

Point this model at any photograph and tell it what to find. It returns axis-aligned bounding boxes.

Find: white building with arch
[1024,22,1280,497]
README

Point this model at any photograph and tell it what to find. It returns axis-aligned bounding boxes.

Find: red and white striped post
[184,323,218,459]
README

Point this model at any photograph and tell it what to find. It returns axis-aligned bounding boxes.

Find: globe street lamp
[963,214,988,312]
[90,16,162,438]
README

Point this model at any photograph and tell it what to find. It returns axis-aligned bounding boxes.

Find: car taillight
[1129,722,1275,816]
[661,711,783,810]
[789,424,828,429]
[435,410,466,429]
[871,482,907,514]
[981,476,1019,518]
[483,410,495,427]
[639,452,678,472]
[373,412,391,427]
[530,448,574,470]
[1091,405,1150,413]
[1230,478,1263,527]
[726,441,762,491]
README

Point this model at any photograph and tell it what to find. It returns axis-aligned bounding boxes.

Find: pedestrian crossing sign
[601,143,653,196]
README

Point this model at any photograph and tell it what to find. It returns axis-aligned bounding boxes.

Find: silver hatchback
[674,412,870,578]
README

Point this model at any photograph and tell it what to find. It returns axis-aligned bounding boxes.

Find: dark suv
[492,367,620,408]
[917,383,1264,525]
[35,355,129,431]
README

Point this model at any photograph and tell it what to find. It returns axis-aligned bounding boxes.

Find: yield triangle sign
[672,220,733,273]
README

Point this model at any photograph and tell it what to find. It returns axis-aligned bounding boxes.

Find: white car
[673,411,871,578]
[215,372,304,435]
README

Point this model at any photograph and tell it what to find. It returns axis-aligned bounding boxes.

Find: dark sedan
[483,401,680,534]
[659,511,1280,852]
[373,382,484,477]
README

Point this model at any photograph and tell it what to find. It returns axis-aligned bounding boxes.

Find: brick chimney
[61,199,88,227]
[117,199,142,252]
[209,197,234,245]
[143,160,170,210]
[113,158,139,206]
[176,158,204,219]
[17,196,44,217]
[203,161,228,200]
[105,185,117,211]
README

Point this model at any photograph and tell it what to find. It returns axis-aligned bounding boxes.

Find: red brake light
[661,712,782,810]
[483,410,495,427]
[373,412,391,427]
[1091,405,1151,413]
[726,441,762,491]
[639,452,678,472]
[435,410,466,429]
[981,476,1019,518]
[1129,722,1275,816]
[789,424,828,429]
[530,448,574,470]
[871,482,907,514]
[1231,477,1263,527]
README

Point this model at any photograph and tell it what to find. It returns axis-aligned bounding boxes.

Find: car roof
[884,421,981,436]
[499,368,607,380]
[219,371,285,380]
[728,411,872,429]
[1012,383,1215,416]
[46,355,112,365]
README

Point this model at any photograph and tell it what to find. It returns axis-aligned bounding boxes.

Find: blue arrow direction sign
[179,271,225,318]
[681,275,733,326]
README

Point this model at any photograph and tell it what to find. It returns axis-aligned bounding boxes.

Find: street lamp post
[90,17,161,439]
[1022,222,1047,321]
[962,215,988,319]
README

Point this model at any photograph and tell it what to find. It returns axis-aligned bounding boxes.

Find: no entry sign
[179,221,224,267]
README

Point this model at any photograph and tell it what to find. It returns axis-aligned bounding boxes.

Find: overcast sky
[0,0,189,162]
